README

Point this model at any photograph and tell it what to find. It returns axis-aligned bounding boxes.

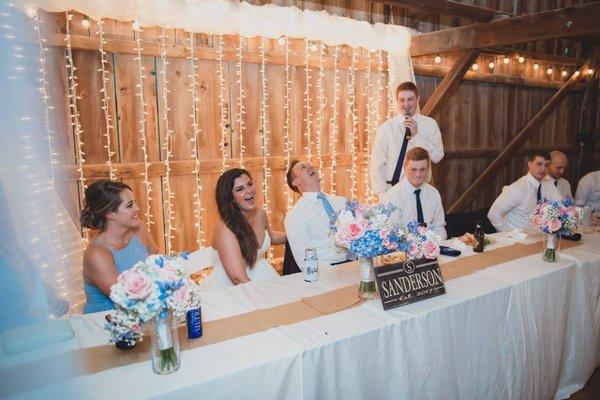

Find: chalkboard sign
[374,258,445,310]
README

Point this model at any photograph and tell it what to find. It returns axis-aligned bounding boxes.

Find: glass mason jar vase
[542,233,562,263]
[358,257,377,299]
[150,311,181,375]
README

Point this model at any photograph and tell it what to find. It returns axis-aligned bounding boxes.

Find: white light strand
[259,36,271,219]
[65,12,88,242]
[34,10,57,184]
[384,51,394,119]
[236,34,246,168]
[159,26,176,254]
[315,41,325,173]
[303,38,313,161]
[364,51,375,203]
[329,45,340,194]
[216,34,229,172]
[283,36,293,210]
[134,25,153,229]
[96,20,116,180]
[347,48,359,199]
[188,32,205,247]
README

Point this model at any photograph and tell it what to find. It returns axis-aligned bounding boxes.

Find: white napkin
[447,237,468,250]
[507,228,527,240]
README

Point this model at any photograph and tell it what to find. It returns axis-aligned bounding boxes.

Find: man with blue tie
[380,147,447,239]
[284,159,349,270]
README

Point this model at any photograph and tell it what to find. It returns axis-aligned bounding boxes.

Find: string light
[385,50,394,120]
[133,23,153,228]
[546,67,553,75]
[283,36,293,210]
[472,63,479,71]
[518,56,525,63]
[188,32,205,247]
[159,26,176,253]
[533,62,539,70]
[65,12,88,241]
[587,68,594,75]
[371,49,386,201]
[216,34,229,172]
[347,48,359,199]
[434,54,441,64]
[488,61,495,69]
[364,51,374,202]
[303,38,313,161]
[574,70,580,77]
[315,41,325,173]
[503,55,510,64]
[25,6,37,18]
[34,10,57,184]
[329,45,340,194]
[561,69,568,77]
[236,34,246,167]
[259,36,271,220]
[96,20,116,180]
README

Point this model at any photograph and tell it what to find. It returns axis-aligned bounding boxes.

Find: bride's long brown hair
[215,168,259,267]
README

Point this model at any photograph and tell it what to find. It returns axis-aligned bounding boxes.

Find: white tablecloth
[3,233,600,399]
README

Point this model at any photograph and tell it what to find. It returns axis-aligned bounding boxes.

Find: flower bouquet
[105,253,201,374]
[403,221,441,260]
[530,197,579,262]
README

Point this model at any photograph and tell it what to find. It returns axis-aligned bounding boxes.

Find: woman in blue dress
[80,180,159,314]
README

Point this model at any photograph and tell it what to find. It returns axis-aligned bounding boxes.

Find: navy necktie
[536,184,542,203]
[554,180,558,187]
[387,129,411,187]
[414,189,425,226]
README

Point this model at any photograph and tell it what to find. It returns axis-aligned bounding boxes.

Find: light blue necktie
[317,192,337,225]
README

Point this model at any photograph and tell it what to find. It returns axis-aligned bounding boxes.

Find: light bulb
[25,7,37,18]
[587,68,594,75]
[81,19,90,29]
[472,63,479,71]
[132,20,141,31]
[277,37,285,46]
[434,55,442,64]
[503,56,510,64]
[488,62,495,69]
[561,70,568,77]
[574,70,580,77]
[546,67,553,75]
[518,56,525,63]
[533,63,539,70]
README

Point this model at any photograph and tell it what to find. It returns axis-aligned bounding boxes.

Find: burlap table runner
[0,239,581,396]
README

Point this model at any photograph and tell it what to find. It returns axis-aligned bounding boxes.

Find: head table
[1,232,599,399]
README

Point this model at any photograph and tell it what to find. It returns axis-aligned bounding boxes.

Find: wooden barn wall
[41,0,600,257]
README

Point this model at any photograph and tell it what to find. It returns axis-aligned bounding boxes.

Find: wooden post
[447,68,586,213]
[421,49,480,117]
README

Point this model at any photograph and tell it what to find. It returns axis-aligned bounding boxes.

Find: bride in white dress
[204,168,286,289]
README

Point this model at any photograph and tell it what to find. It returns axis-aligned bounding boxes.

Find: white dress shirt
[370,113,444,196]
[380,178,447,239]
[284,192,348,269]
[543,175,572,199]
[575,171,600,212]
[488,173,562,232]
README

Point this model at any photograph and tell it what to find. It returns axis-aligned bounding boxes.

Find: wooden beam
[447,68,586,213]
[413,63,586,91]
[410,2,600,56]
[370,0,501,22]
[421,49,480,116]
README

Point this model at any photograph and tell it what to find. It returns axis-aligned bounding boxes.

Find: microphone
[404,111,412,140]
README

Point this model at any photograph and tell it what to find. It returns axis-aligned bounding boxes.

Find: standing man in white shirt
[370,81,444,197]
[575,170,600,212]
[381,147,447,239]
[544,150,572,198]
[488,151,562,232]
[284,159,349,269]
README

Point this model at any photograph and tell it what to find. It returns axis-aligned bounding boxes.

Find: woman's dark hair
[80,180,132,231]
[215,168,258,267]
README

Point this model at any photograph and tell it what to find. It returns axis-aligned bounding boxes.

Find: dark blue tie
[414,189,425,226]
[536,184,542,203]
[387,130,410,186]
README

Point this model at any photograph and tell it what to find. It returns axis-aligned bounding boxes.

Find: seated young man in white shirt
[488,151,562,232]
[544,150,572,198]
[380,147,447,239]
[576,170,600,213]
[370,81,444,197]
[284,159,349,269]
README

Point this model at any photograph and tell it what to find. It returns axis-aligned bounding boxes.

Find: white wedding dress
[200,230,279,290]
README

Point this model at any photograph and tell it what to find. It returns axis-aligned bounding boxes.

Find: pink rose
[424,240,440,259]
[159,267,179,282]
[417,226,427,235]
[119,270,153,300]
[174,285,191,305]
[530,215,542,229]
[346,223,365,240]
[548,218,562,232]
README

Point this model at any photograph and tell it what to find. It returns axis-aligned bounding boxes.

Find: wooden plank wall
[41,1,599,259]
